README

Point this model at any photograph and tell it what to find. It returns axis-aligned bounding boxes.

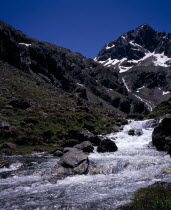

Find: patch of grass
[122,187,171,210]
[148,101,171,119]
[0,96,6,108]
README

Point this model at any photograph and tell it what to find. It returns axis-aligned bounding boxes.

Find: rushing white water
[0,119,171,210]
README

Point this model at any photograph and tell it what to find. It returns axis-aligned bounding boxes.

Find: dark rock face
[0,20,148,115]
[97,138,118,153]
[152,117,171,153]
[74,141,94,153]
[53,148,89,175]
[95,24,171,109]
[96,24,171,70]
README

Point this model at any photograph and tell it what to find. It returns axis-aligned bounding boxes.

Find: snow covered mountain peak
[95,25,171,73]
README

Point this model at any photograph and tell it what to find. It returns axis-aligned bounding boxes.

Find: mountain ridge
[95,24,171,109]
[95,24,171,72]
[0,20,148,115]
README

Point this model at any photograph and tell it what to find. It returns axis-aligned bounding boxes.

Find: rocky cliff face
[95,24,171,109]
[95,24,171,71]
[0,20,147,114]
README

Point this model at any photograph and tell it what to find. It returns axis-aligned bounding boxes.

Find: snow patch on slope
[162,91,170,95]
[96,51,171,73]
[106,44,115,50]
[122,77,154,111]
[122,78,131,92]
[19,43,32,47]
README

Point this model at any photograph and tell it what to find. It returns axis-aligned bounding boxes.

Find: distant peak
[136,24,153,31]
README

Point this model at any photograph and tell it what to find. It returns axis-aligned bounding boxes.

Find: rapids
[0,119,171,210]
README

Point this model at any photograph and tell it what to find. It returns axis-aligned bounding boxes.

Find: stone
[1,143,16,149]
[65,129,101,146]
[63,147,78,153]
[0,149,12,156]
[97,138,118,153]
[20,121,26,126]
[0,161,11,168]
[136,129,143,136]
[0,122,10,129]
[53,148,89,176]
[74,141,94,153]
[53,150,63,157]
[128,129,135,136]
[112,125,120,133]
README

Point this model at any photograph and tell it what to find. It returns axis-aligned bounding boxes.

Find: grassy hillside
[0,61,127,155]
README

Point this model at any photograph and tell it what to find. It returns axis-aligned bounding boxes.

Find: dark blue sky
[0,0,171,58]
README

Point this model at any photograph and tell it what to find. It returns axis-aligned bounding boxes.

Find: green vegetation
[0,62,125,155]
[148,100,171,119]
[122,187,171,210]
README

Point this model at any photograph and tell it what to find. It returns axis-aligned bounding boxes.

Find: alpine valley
[1,21,171,210]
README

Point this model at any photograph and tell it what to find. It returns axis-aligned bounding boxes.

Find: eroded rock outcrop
[152,117,171,154]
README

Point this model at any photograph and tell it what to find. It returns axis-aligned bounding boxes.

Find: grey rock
[74,141,94,153]
[136,129,143,136]
[59,149,88,168]
[63,147,78,153]
[112,125,121,132]
[128,129,135,136]
[53,148,89,175]
[1,143,16,149]
[0,122,10,129]
[53,150,63,157]
[65,130,101,146]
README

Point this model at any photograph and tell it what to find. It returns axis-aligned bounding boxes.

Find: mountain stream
[0,119,171,210]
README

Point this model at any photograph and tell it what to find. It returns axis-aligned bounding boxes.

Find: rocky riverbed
[0,119,171,209]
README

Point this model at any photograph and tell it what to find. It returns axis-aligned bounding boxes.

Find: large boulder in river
[128,129,143,136]
[52,148,89,176]
[97,138,118,153]
[128,129,135,136]
[152,117,171,153]
[74,141,94,153]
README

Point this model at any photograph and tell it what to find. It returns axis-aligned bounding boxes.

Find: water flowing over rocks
[0,119,171,210]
